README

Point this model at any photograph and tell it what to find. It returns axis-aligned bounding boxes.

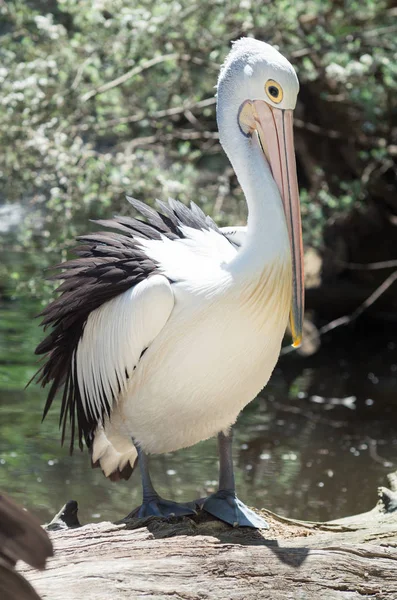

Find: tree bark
[17,485,397,600]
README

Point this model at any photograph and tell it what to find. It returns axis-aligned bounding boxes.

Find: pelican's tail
[91,415,137,481]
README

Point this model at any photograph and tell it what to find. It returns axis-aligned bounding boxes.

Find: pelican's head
[217,38,303,348]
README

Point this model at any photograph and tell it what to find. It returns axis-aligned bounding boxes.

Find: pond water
[0,297,396,526]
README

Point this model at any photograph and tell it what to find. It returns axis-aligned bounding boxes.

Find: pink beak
[253,101,304,347]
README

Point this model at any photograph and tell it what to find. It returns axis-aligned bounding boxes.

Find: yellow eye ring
[265,80,283,104]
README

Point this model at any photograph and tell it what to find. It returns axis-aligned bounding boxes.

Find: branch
[121,129,219,151]
[281,269,397,356]
[81,53,180,102]
[294,118,343,140]
[361,24,397,38]
[346,269,397,320]
[165,130,218,141]
[71,56,94,91]
[339,259,397,270]
[78,97,216,131]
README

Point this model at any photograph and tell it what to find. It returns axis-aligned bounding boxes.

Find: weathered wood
[17,485,397,600]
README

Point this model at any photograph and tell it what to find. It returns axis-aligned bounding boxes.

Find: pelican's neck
[218,112,290,274]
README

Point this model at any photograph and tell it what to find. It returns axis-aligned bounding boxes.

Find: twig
[78,97,216,132]
[184,108,203,130]
[367,438,394,468]
[294,118,342,140]
[122,129,219,152]
[168,130,218,141]
[71,56,93,91]
[213,169,232,216]
[281,269,397,356]
[124,134,159,150]
[339,259,397,270]
[361,161,378,185]
[290,48,311,58]
[81,53,180,102]
[270,400,347,429]
[347,270,397,318]
[361,24,397,38]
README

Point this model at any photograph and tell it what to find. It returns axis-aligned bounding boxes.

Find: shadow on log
[17,477,397,600]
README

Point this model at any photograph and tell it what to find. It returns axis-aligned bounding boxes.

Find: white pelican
[35,38,304,529]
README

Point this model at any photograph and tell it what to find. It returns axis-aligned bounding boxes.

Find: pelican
[35,38,304,529]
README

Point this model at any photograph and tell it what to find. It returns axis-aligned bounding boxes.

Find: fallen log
[18,485,397,600]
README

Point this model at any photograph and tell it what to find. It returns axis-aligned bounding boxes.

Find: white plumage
[88,218,291,475]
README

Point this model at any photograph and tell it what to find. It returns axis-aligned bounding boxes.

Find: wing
[34,229,161,451]
[34,196,237,452]
[76,274,174,426]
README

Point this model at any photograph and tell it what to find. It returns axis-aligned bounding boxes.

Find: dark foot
[202,490,269,529]
[126,497,197,520]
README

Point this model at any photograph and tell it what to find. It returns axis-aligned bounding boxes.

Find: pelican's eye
[265,80,283,104]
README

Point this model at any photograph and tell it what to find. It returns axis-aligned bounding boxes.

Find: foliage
[0,0,396,295]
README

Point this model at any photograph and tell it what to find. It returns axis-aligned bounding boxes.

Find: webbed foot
[202,490,269,529]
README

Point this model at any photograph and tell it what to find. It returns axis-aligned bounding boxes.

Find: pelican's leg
[128,443,196,519]
[203,430,269,529]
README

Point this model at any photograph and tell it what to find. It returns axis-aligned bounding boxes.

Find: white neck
[218,111,290,275]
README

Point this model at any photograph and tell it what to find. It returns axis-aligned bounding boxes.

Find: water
[1,298,396,526]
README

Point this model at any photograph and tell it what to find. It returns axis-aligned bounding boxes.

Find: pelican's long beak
[239,100,304,347]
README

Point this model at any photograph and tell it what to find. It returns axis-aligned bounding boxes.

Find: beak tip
[292,335,302,349]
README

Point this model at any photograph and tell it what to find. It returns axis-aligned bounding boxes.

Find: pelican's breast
[120,257,292,454]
